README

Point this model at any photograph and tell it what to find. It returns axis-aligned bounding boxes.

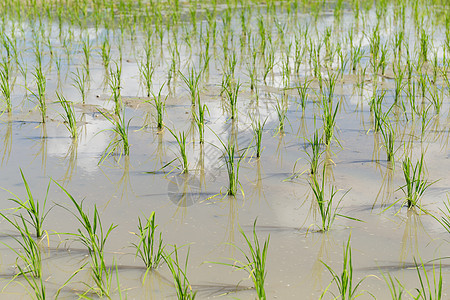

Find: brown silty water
[0,0,449,299]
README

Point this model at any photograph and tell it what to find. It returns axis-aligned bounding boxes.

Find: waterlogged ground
[0,0,449,299]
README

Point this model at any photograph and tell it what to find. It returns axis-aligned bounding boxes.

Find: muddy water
[0,1,449,299]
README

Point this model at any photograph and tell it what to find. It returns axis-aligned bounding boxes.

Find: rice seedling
[405,47,414,82]
[350,42,364,71]
[281,46,291,88]
[381,272,405,300]
[411,258,442,300]
[296,76,311,111]
[379,43,389,75]
[139,43,154,97]
[188,1,198,34]
[211,130,246,197]
[440,68,450,96]
[81,35,91,76]
[101,35,111,70]
[221,52,237,95]
[369,25,381,73]
[311,42,322,79]
[166,128,189,173]
[2,215,43,279]
[18,55,28,90]
[222,137,244,197]
[55,54,62,85]
[419,28,430,62]
[293,38,303,74]
[56,92,78,140]
[109,61,122,115]
[309,165,349,232]
[62,35,72,66]
[117,36,124,66]
[211,220,269,299]
[0,58,11,112]
[192,99,209,144]
[275,99,287,135]
[431,52,439,83]
[0,169,50,239]
[399,154,434,209]
[323,69,339,102]
[30,65,47,123]
[320,235,369,299]
[16,263,46,300]
[337,43,348,75]
[393,30,404,60]
[33,38,43,70]
[430,195,450,233]
[1,33,15,63]
[322,27,332,60]
[322,97,339,146]
[420,104,433,140]
[263,47,275,83]
[393,66,404,103]
[427,83,443,114]
[98,109,130,164]
[71,68,87,104]
[252,117,266,158]
[236,220,270,299]
[131,211,165,270]
[180,66,202,106]
[379,119,395,163]
[418,71,428,98]
[405,81,417,120]
[223,80,240,120]
[304,130,323,176]
[163,245,197,300]
[247,49,258,92]
[356,66,367,95]
[369,90,389,133]
[57,183,117,298]
[148,83,167,130]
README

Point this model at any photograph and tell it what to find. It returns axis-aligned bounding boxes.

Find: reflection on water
[275,133,285,166]
[60,139,78,183]
[1,115,12,165]
[196,144,206,189]
[31,124,48,174]
[155,132,165,167]
[371,131,381,165]
[167,173,201,208]
[141,269,171,300]
[296,111,308,137]
[47,113,111,174]
[308,233,334,298]
[373,163,394,209]
[400,209,429,264]
[249,159,265,202]
[116,156,132,200]
[226,196,239,246]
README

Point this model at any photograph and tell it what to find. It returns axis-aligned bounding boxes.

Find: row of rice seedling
[0,172,198,298]
[1,171,447,299]
[0,1,448,124]
[0,0,446,176]
[0,0,445,206]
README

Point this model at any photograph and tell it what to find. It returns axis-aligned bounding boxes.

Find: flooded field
[0,0,449,299]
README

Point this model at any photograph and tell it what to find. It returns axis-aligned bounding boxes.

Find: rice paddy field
[0,0,449,299]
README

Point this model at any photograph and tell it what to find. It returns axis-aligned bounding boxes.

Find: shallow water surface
[0,0,449,299]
